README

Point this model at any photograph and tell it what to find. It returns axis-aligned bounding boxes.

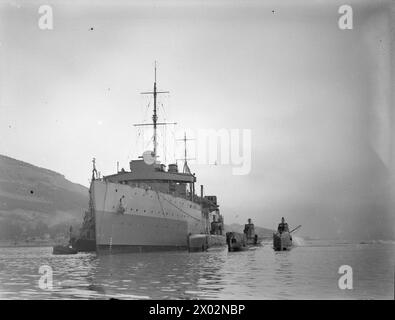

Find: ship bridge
[104,159,196,199]
[103,159,218,213]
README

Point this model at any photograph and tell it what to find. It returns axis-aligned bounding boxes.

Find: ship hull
[273,232,293,251]
[96,244,187,254]
[226,232,248,252]
[187,234,227,252]
[91,180,206,253]
[74,239,96,252]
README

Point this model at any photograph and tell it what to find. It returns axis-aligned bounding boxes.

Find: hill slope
[0,154,89,240]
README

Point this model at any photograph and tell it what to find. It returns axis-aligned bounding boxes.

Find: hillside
[0,154,89,240]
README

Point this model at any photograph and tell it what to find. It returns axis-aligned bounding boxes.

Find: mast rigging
[135,61,176,160]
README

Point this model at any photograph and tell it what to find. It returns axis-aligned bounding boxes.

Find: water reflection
[273,251,295,299]
[79,249,229,299]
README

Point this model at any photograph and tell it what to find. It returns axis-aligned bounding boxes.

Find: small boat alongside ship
[273,217,301,251]
[52,244,78,255]
[188,214,227,252]
[226,219,262,252]
[187,234,227,252]
[52,226,78,255]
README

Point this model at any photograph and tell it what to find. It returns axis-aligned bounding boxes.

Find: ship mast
[177,132,195,174]
[91,157,98,181]
[152,64,159,156]
[135,62,176,159]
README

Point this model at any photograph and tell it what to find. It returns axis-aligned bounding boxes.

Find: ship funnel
[168,163,178,173]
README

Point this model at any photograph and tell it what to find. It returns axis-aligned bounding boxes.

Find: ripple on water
[0,243,394,299]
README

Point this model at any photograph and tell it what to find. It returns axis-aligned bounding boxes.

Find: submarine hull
[273,232,293,251]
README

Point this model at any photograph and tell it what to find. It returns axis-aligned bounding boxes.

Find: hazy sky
[0,0,394,238]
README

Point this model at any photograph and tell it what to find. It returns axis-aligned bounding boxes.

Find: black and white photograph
[0,0,394,304]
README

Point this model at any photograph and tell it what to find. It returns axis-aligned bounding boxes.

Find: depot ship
[76,66,225,253]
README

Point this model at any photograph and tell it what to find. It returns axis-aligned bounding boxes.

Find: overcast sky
[0,0,394,238]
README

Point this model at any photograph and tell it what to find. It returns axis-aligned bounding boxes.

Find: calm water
[0,239,394,300]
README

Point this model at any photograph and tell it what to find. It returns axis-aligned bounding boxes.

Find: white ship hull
[91,180,206,253]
